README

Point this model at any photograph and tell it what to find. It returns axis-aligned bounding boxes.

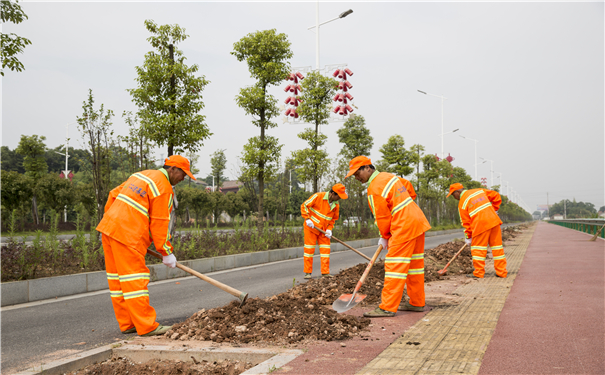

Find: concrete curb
[15,341,304,375]
[1,228,465,307]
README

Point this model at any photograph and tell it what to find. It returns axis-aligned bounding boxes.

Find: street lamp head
[339,9,353,18]
[417,90,427,94]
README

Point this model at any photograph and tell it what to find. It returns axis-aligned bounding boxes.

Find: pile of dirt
[166,225,526,345]
[73,356,254,375]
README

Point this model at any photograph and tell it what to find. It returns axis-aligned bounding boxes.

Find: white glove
[379,238,388,249]
[325,229,332,239]
[305,219,314,229]
[163,254,177,268]
[465,238,472,245]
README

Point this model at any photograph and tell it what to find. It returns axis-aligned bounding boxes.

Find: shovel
[332,244,384,313]
[146,248,248,307]
[314,227,372,262]
[437,243,468,276]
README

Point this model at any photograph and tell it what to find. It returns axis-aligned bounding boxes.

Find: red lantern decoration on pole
[283,71,304,120]
[332,67,354,116]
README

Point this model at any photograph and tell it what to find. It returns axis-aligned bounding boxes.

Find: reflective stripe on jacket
[398,177,417,200]
[367,171,431,245]
[96,169,174,256]
[300,192,340,232]
[458,188,503,239]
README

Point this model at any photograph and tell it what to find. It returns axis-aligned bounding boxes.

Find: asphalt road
[1,231,465,374]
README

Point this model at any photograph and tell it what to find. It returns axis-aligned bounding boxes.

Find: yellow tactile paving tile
[357,225,536,375]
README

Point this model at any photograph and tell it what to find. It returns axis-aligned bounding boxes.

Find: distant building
[552,214,564,220]
[221,180,244,194]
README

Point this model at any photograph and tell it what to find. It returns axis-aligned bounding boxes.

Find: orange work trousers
[379,233,425,312]
[470,225,508,278]
[102,235,159,335]
[303,226,331,275]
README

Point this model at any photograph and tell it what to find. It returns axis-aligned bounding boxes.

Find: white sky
[2,1,604,213]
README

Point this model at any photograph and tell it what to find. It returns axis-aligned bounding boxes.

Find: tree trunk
[313,120,319,193]
[31,194,39,225]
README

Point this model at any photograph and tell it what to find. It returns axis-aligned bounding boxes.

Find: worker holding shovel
[301,183,348,279]
[447,183,508,279]
[97,155,195,336]
[346,156,431,317]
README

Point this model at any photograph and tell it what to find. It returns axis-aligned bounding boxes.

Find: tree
[0,170,32,227]
[375,135,415,177]
[1,145,25,173]
[37,173,77,216]
[16,134,48,224]
[336,115,373,160]
[291,71,338,192]
[128,20,212,157]
[290,129,330,193]
[210,149,227,189]
[232,29,292,230]
[77,89,114,222]
[1,0,31,76]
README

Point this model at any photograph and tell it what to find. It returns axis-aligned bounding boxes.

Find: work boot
[321,274,333,278]
[141,325,171,337]
[398,301,424,312]
[304,273,312,279]
[363,307,395,317]
[121,326,137,334]
[466,274,482,279]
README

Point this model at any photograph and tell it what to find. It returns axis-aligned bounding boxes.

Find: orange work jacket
[96,169,174,256]
[367,171,431,246]
[301,192,340,233]
[398,177,417,200]
[458,188,503,239]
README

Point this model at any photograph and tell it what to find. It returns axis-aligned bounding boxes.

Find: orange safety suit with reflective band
[367,171,431,312]
[96,168,174,335]
[301,192,340,275]
[458,188,507,278]
[398,177,417,200]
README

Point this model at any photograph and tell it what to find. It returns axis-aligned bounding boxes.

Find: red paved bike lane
[479,221,604,374]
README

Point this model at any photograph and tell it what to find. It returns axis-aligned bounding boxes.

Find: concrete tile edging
[14,341,305,375]
[1,228,464,307]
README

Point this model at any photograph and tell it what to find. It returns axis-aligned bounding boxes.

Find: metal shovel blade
[332,293,367,313]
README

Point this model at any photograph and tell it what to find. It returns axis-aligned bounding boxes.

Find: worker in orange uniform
[301,183,348,279]
[447,183,507,278]
[97,155,195,336]
[346,156,431,317]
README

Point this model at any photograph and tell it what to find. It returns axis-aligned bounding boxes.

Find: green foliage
[375,135,415,177]
[1,170,33,213]
[36,174,77,214]
[336,115,373,160]
[77,89,114,221]
[128,20,212,156]
[297,71,338,128]
[290,128,330,192]
[15,135,48,179]
[232,29,292,229]
[1,145,25,172]
[210,149,227,188]
[549,199,597,219]
[1,0,31,76]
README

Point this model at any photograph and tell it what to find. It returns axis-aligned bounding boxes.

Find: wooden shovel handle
[353,244,384,294]
[146,248,247,302]
[314,227,372,262]
[438,243,468,274]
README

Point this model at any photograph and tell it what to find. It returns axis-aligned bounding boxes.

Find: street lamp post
[418,90,448,159]
[55,121,78,222]
[308,2,353,71]
[459,135,479,181]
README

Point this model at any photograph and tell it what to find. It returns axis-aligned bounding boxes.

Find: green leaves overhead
[297,71,338,128]
[1,0,32,76]
[336,115,373,160]
[240,136,283,182]
[290,128,330,192]
[128,20,211,156]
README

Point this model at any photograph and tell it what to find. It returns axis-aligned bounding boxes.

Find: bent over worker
[301,183,348,278]
[447,183,508,279]
[347,156,431,317]
[96,155,194,336]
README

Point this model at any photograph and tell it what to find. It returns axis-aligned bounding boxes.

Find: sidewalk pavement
[280,221,603,375]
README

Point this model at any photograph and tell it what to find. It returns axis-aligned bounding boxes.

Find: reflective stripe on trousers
[303,226,331,275]
[102,235,160,335]
[470,225,507,278]
[379,233,426,312]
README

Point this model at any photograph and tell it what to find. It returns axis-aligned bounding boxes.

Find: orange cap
[165,155,196,180]
[332,183,348,199]
[345,156,372,178]
[446,183,464,198]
